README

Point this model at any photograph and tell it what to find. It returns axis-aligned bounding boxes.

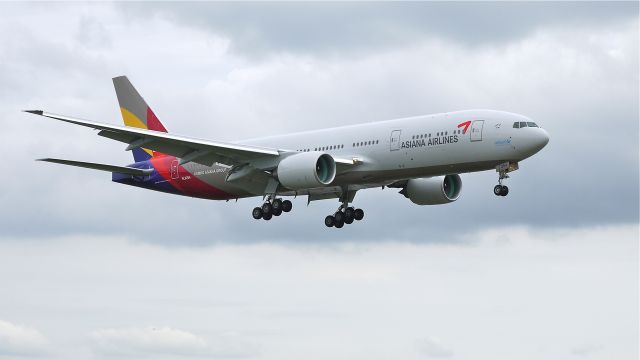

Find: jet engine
[400,175,462,205]
[276,152,336,190]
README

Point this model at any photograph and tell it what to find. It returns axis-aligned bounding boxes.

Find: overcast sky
[0,2,637,360]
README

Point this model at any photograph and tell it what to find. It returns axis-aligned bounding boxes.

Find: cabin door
[390,130,402,151]
[170,160,179,179]
[470,120,484,142]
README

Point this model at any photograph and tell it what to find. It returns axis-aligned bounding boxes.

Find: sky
[0,2,637,360]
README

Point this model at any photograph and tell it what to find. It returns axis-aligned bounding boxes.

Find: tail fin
[113,76,168,162]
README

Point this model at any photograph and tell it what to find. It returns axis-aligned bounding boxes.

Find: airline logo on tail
[113,76,168,161]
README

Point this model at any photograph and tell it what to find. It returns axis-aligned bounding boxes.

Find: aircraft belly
[183,162,258,199]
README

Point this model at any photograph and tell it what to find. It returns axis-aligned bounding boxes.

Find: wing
[25,110,281,167]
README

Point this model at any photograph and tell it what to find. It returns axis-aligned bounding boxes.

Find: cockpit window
[513,122,520,128]
[519,121,527,128]
[527,122,538,127]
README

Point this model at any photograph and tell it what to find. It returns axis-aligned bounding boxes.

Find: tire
[344,215,354,224]
[261,202,273,215]
[354,208,364,221]
[263,212,272,220]
[273,207,282,216]
[344,207,355,219]
[272,199,283,211]
[494,185,503,196]
[325,215,335,227]
[335,220,344,228]
[500,186,509,196]
[282,200,293,212]
[252,207,263,220]
[334,211,345,224]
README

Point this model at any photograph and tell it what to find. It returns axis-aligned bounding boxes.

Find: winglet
[23,110,44,115]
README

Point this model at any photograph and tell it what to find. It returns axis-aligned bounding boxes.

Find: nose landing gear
[494,184,509,197]
[494,161,516,197]
[252,197,293,221]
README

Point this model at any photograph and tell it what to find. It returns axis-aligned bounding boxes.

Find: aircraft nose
[516,127,549,158]
[538,128,550,148]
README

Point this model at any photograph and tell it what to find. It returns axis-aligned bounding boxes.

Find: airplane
[26,76,549,229]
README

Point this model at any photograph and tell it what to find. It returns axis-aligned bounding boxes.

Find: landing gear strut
[324,191,364,229]
[494,162,516,197]
[252,196,293,221]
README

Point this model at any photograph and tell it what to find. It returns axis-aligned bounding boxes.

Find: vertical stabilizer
[113,76,168,162]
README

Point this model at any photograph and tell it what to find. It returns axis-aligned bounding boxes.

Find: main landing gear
[252,197,293,221]
[324,204,364,229]
[324,206,365,228]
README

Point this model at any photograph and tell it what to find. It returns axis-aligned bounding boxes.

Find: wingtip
[23,110,44,115]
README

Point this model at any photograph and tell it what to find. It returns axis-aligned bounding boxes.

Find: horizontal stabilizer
[37,158,153,176]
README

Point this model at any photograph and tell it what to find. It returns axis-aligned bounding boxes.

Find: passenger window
[520,122,527,128]
[513,122,520,128]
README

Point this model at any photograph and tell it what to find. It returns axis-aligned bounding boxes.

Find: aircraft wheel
[494,185,503,196]
[252,207,263,220]
[325,215,335,227]
[272,198,283,211]
[354,208,364,221]
[344,207,355,219]
[500,185,509,196]
[334,211,345,224]
[282,200,293,212]
[344,215,354,224]
[263,212,273,221]
[261,202,273,215]
[335,219,344,228]
[273,207,283,216]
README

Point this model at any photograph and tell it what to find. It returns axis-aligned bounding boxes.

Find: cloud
[0,320,48,356]
[119,2,638,57]
[90,326,258,358]
[572,343,604,357]
[416,337,454,358]
[0,224,637,360]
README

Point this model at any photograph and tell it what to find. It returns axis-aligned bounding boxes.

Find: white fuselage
[236,109,548,190]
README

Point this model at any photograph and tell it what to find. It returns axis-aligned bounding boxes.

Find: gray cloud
[119,2,638,57]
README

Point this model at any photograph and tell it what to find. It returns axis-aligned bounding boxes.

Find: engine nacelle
[402,175,462,205]
[276,152,336,190]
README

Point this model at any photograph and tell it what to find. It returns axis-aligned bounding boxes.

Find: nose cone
[538,128,550,148]
[517,128,550,158]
